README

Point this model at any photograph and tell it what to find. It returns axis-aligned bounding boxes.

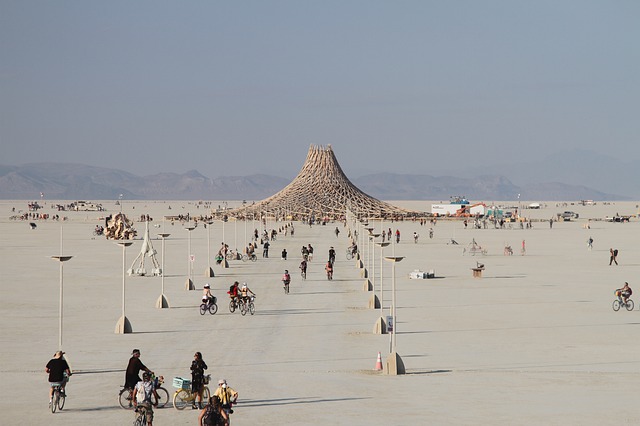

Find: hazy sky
[1,1,638,179]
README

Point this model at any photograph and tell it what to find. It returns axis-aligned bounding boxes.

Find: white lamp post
[185,226,196,290]
[384,255,405,374]
[205,221,214,277]
[156,233,170,308]
[51,254,72,349]
[373,241,390,334]
[115,241,134,334]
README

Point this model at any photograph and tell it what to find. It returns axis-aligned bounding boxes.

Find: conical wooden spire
[222,144,421,220]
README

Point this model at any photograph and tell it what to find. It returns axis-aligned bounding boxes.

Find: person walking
[262,240,270,258]
[610,248,619,265]
[190,352,208,409]
[587,237,593,250]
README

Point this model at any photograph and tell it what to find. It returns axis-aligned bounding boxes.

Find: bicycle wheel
[613,300,621,311]
[173,389,190,410]
[346,252,352,260]
[134,410,147,426]
[209,303,218,315]
[251,254,257,262]
[51,389,58,413]
[153,387,169,408]
[202,387,210,404]
[229,300,236,313]
[241,254,248,262]
[57,391,65,411]
[199,304,207,315]
[119,388,134,409]
[240,303,247,316]
[225,253,233,261]
[626,299,634,311]
[249,302,255,315]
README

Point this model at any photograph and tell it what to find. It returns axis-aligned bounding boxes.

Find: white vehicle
[72,201,104,211]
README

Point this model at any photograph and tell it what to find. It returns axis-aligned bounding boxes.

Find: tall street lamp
[115,241,134,334]
[205,221,214,277]
[185,225,196,290]
[384,255,405,375]
[51,224,72,349]
[156,233,170,308]
[373,241,390,334]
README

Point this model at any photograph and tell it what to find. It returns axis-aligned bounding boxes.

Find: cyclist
[299,259,307,279]
[202,284,214,306]
[240,282,255,305]
[325,260,333,280]
[617,282,632,305]
[328,246,336,264]
[307,244,314,261]
[227,281,240,304]
[350,243,358,257]
[46,350,72,406]
[125,349,153,391]
[190,352,208,409]
[132,372,158,426]
[213,379,238,419]
[301,245,309,261]
[282,270,291,292]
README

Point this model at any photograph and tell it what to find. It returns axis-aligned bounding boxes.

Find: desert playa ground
[2,199,640,425]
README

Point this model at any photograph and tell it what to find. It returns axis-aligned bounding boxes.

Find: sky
[1,1,638,180]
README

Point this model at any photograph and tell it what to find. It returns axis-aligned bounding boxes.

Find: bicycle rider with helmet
[132,371,159,426]
[202,283,214,306]
[240,283,255,306]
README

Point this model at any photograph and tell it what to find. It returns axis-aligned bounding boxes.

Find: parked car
[561,211,579,220]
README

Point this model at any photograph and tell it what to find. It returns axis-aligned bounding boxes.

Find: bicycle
[228,296,240,313]
[241,253,257,262]
[613,292,634,311]
[119,374,169,409]
[200,296,218,315]
[172,375,210,410]
[300,267,306,280]
[346,248,354,260]
[50,383,66,413]
[239,295,256,316]
[225,250,241,261]
[134,404,149,426]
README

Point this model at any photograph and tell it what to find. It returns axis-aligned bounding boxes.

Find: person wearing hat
[125,349,153,390]
[202,284,214,306]
[46,351,72,405]
[132,371,158,426]
[213,379,238,418]
[240,283,255,306]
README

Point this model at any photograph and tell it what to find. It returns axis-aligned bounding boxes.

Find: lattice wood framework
[219,144,424,220]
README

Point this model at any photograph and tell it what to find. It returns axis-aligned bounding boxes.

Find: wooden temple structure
[216,144,425,221]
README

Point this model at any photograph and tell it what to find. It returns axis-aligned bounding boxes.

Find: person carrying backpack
[198,396,228,426]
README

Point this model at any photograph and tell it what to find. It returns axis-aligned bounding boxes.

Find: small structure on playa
[128,221,161,276]
[105,212,137,240]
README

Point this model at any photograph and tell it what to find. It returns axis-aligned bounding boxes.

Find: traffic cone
[375,352,383,371]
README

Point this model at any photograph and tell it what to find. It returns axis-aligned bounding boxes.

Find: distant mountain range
[0,159,630,201]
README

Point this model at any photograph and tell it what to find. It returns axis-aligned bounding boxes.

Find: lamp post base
[362,279,372,291]
[373,316,387,334]
[205,267,215,277]
[185,278,195,290]
[115,315,133,334]
[156,294,170,309]
[368,294,380,309]
[384,351,405,375]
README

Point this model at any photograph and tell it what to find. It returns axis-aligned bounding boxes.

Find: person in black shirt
[190,352,208,409]
[46,350,71,404]
[125,349,152,389]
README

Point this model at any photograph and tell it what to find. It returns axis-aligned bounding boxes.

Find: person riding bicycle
[46,350,72,406]
[325,260,333,279]
[213,379,238,419]
[617,282,632,304]
[282,270,291,288]
[350,243,358,256]
[328,246,336,264]
[227,281,240,301]
[125,349,153,391]
[202,284,214,306]
[301,245,309,261]
[132,372,158,426]
[240,283,255,305]
[307,244,314,261]
[299,260,307,277]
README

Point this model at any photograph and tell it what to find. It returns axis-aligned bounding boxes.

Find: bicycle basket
[203,374,211,385]
[172,377,192,389]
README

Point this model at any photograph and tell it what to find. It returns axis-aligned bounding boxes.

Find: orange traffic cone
[375,352,383,371]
